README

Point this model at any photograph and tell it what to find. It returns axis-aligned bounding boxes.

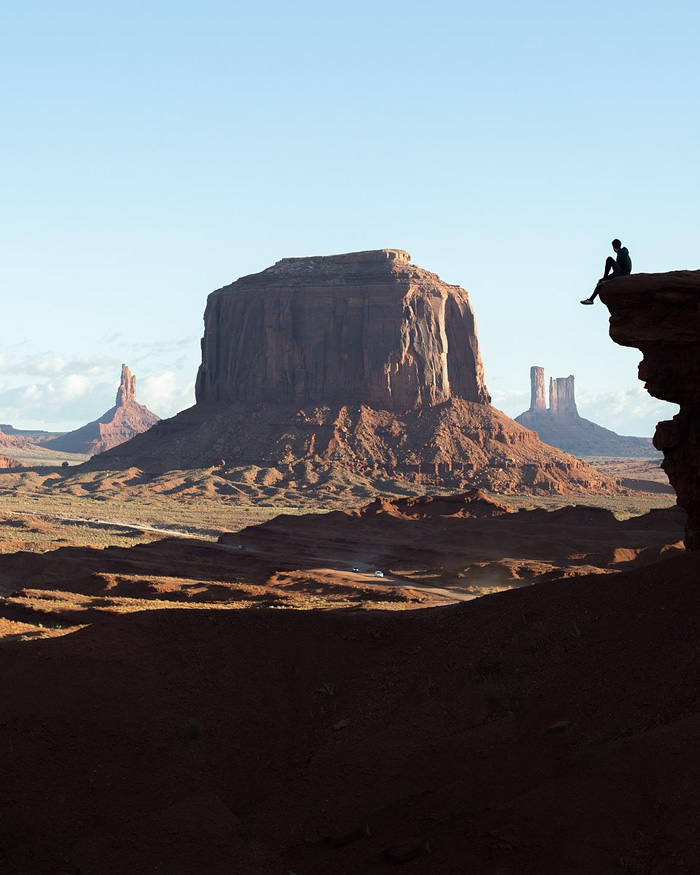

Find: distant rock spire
[530,366,546,412]
[116,363,136,407]
[549,375,578,418]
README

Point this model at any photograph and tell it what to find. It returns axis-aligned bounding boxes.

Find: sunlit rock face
[600,270,700,547]
[195,249,490,411]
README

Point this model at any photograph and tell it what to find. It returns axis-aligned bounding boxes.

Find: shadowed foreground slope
[2,551,700,874]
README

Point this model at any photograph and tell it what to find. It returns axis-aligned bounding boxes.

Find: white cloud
[577,387,677,437]
[139,372,195,418]
[0,376,115,431]
[0,352,116,377]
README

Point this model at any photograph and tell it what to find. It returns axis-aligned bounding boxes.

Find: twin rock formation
[90,250,616,495]
[516,367,656,458]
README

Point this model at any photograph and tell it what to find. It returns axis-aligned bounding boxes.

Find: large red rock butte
[87,250,618,495]
[516,366,657,458]
[600,270,700,547]
[46,364,159,457]
[195,248,489,409]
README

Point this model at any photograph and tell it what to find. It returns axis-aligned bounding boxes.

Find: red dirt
[2,550,700,873]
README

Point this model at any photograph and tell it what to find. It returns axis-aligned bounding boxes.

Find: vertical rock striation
[195,249,490,411]
[600,270,700,547]
[549,375,578,419]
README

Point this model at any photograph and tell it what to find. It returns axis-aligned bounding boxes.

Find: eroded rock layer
[600,270,700,547]
[86,398,618,494]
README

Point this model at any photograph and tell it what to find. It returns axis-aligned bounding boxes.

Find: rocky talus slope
[516,366,657,458]
[87,250,618,495]
[601,270,700,546]
[45,364,159,456]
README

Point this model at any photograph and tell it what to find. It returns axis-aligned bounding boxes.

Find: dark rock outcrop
[516,366,657,458]
[600,270,700,547]
[87,251,620,496]
[46,365,160,456]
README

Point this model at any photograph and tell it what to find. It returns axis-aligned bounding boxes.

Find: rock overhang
[600,269,700,547]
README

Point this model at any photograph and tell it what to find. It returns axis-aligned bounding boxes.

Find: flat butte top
[233,249,454,288]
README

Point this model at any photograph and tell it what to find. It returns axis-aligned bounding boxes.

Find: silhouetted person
[581,239,632,305]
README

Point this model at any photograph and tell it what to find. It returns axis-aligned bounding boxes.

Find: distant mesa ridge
[86,250,619,495]
[516,366,657,458]
[45,364,159,457]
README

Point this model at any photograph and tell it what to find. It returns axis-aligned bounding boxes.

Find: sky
[1,0,697,435]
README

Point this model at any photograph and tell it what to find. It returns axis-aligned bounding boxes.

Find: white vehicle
[374,570,384,578]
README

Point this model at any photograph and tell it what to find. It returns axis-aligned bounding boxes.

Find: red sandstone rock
[530,365,546,412]
[195,249,490,410]
[0,454,21,469]
[87,251,619,496]
[46,364,160,456]
[600,270,700,547]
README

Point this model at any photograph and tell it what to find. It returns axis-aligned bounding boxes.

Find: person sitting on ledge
[581,238,632,305]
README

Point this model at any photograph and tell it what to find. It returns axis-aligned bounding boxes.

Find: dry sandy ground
[0,489,685,642]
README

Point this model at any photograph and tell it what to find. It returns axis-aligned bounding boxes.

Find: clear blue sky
[2,0,697,435]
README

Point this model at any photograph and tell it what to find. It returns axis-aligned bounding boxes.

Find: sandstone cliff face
[195,249,490,411]
[530,366,546,412]
[600,271,700,546]
[516,366,657,459]
[549,375,578,419]
[46,365,160,456]
[87,251,620,497]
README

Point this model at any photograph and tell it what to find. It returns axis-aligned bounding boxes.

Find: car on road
[374,570,384,577]
[351,566,360,573]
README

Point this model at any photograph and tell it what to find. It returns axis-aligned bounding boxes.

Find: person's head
[611,238,622,252]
